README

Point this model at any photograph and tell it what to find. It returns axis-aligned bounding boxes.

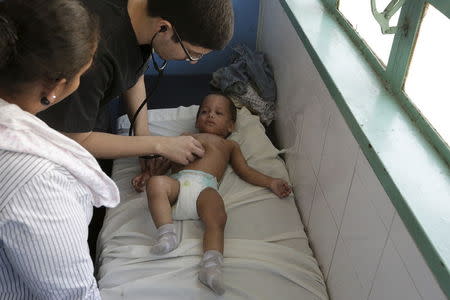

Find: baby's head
[196,93,237,137]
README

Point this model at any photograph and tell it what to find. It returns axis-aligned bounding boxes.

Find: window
[404,4,450,146]
[327,0,450,160]
[338,0,400,65]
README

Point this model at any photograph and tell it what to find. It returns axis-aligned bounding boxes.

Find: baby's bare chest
[198,136,231,158]
[172,134,231,177]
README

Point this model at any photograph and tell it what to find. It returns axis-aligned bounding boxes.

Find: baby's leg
[146,176,180,254]
[197,188,227,295]
[197,188,227,252]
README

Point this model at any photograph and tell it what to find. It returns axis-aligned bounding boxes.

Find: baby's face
[196,95,234,137]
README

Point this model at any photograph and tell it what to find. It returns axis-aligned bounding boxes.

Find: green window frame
[322,0,450,165]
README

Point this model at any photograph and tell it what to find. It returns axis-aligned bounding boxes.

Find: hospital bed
[96,105,329,299]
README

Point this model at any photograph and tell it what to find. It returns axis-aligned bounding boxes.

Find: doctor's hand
[159,136,205,165]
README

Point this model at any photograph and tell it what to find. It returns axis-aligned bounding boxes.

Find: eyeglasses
[173,27,204,62]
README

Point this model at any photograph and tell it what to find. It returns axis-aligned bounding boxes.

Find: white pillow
[116,105,199,137]
[228,107,280,162]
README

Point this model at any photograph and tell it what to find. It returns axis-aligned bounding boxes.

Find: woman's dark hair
[148,0,234,50]
[0,0,99,94]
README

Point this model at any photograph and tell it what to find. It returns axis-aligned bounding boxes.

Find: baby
[132,93,291,295]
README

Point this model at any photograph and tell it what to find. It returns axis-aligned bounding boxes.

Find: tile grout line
[389,214,428,300]
[325,146,359,280]
[366,207,396,300]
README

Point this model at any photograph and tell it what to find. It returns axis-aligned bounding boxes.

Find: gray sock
[198,250,225,295]
[150,223,178,255]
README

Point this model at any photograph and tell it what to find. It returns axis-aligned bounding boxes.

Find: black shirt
[38,0,151,132]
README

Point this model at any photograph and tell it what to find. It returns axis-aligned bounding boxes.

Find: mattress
[96,106,328,300]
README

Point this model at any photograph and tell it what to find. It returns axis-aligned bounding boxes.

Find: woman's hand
[158,136,205,165]
[269,178,292,198]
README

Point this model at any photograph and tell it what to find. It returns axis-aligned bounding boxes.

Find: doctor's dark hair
[148,0,234,50]
[0,0,99,94]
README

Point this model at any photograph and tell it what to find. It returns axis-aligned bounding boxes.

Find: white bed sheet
[97,106,328,300]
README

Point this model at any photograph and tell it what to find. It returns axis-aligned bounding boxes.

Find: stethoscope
[129,30,167,159]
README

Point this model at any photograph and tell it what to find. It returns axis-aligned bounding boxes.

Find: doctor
[0,0,119,298]
[37,0,235,166]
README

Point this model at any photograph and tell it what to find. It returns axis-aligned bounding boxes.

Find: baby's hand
[142,157,172,176]
[131,173,150,193]
[269,178,292,198]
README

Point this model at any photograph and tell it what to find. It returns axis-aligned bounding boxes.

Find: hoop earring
[40,97,50,106]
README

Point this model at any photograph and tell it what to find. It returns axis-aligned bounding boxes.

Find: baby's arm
[229,140,292,198]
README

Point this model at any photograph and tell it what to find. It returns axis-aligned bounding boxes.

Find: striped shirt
[0,150,101,299]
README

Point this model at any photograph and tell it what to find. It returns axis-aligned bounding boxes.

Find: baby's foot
[199,266,225,295]
[198,250,225,295]
[150,224,179,255]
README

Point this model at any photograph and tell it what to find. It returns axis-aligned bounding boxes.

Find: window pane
[339,0,400,65]
[404,4,450,147]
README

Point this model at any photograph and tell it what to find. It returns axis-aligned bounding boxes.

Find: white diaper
[171,170,219,220]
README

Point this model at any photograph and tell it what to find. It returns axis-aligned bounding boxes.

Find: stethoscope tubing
[129,32,167,160]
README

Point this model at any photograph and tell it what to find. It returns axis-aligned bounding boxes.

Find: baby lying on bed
[132,93,291,295]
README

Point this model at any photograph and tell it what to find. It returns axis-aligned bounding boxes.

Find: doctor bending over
[37,0,235,166]
[0,0,119,299]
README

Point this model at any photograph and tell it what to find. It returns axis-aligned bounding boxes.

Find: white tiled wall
[257,1,447,299]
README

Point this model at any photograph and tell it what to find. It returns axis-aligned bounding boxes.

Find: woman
[0,0,117,298]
